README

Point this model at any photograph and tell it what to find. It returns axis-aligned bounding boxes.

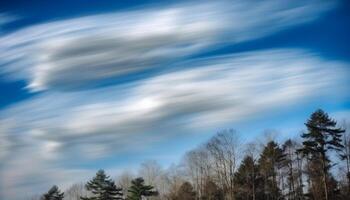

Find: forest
[34,109,350,200]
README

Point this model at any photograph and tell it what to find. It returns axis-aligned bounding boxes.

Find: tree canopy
[81,169,123,200]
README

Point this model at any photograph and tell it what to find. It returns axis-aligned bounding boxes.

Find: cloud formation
[0,0,334,91]
[1,49,349,198]
[0,1,346,199]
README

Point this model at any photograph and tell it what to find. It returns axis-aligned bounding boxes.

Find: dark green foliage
[300,109,344,158]
[81,169,123,200]
[41,185,64,200]
[299,109,345,200]
[127,177,158,200]
[282,139,302,200]
[258,141,285,200]
[234,155,261,200]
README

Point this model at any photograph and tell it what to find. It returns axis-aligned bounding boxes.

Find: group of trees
[178,109,349,200]
[37,109,350,200]
[41,170,158,200]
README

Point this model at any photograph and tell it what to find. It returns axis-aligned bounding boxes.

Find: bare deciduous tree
[184,146,212,199]
[206,129,242,200]
[340,120,350,196]
[65,183,88,200]
[116,170,134,199]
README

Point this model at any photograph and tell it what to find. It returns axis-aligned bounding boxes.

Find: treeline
[35,109,350,200]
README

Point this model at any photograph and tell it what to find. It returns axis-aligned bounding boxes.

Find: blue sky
[0,0,350,199]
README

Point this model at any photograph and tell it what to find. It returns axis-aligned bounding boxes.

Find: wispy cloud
[0,0,334,91]
[1,49,349,198]
[0,1,344,199]
[0,13,18,30]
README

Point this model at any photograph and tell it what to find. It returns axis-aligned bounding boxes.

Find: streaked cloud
[1,49,349,198]
[3,49,348,147]
[0,0,334,91]
[0,1,347,199]
[0,13,17,30]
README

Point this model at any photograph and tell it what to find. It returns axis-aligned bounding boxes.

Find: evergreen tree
[282,139,299,200]
[234,155,261,200]
[81,169,123,200]
[41,185,64,200]
[295,150,305,200]
[127,177,158,200]
[299,109,345,200]
[258,141,285,200]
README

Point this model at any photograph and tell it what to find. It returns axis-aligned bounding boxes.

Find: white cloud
[0,1,344,199]
[0,0,335,91]
[4,49,348,144]
[1,49,349,199]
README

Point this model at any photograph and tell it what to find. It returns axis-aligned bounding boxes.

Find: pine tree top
[127,177,158,200]
[301,109,345,154]
[42,185,64,200]
[81,169,123,200]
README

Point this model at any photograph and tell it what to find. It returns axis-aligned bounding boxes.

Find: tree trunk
[296,153,303,200]
[346,157,350,196]
[321,157,328,200]
[252,165,256,200]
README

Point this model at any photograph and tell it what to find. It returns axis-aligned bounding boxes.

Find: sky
[0,0,350,199]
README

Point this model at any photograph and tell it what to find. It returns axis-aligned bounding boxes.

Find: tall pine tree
[299,109,345,200]
[234,155,261,200]
[127,177,158,200]
[258,141,285,200]
[41,185,64,200]
[81,169,123,200]
[282,139,298,200]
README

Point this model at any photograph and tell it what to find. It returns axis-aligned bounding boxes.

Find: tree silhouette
[127,177,158,200]
[234,155,261,200]
[81,169,123,200]
[299,109,345,200]
[41,185,64,200]
[258,141,285,200]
